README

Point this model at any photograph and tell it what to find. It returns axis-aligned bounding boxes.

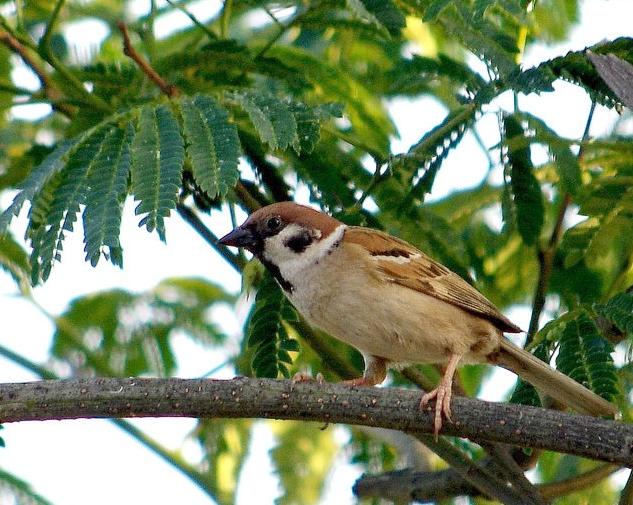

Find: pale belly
[287,267,501,365]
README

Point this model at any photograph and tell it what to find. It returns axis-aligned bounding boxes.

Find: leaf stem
[0,29,74,117]
[117,22,179,98]
[526,102,596,342]
[40,0,66,52]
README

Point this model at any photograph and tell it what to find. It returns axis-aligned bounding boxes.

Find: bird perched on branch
[219,202,617,435]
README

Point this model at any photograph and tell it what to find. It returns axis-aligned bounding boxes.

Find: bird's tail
[491,339,617,418]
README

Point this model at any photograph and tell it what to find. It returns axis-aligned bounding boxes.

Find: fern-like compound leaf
[246,272,299,378]
[83,123,134,268]
[596,291,633,338]
[0,139,75,234]
[237,91,299,152]
[503,114,544,246]
[30,125,112,283]
[131,104,184,241]
[180,94,241,199]
[556,309,618,401]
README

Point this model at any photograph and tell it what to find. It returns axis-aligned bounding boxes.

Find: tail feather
[492,339,617,418]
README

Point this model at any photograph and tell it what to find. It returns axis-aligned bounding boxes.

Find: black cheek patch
[284,231,314,253]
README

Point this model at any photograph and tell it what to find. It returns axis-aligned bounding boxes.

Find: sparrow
[219,202,617,435]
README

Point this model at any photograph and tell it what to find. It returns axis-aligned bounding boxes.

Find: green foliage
[270,421,337,505]
[554,309,618,401]
[83,123,133,267]
[52,277,232,376]
[391,104,478,208]
[0,233,31,293]
[193,419,253,505]
[179,94,241,199]
[0,467,55,505]
[595,291,633,338]
[1,0,632,502]
[131,104,184,241]
[246,271,299,378]
[503,114,544,245]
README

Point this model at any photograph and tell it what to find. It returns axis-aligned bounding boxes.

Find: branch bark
[1,377,631,466]
[354,463,619,502]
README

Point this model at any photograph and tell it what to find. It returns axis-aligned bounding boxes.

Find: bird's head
[218,202,343,265]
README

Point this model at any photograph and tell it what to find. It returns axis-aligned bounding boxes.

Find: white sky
[1,1,633,504]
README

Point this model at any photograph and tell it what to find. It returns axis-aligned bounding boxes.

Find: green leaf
[0,139,75,234]
[193,419,253,505]
[0,233,30,293]
[246,271,299,378]
[519,113,581,195]
[423,0,455,22]
[595,291,633,338]
[513,38,633,108]
[357,0,405,35]
[555,309,618,401]
[503,114,544,245]
[53,277,231,376]
[180,94,241,198]
[235,91,299,152]
[268,45,395,156]
[559,218,600,268]
[288,102,342,155]
[271,421,337,505]
[83,123,134,268]
[392,104,478,209]
[29,125,112,283]
[0,467,55,505]
[131,104,184,241]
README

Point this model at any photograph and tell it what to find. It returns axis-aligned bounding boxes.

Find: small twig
[0,30,74,117]
[117,21,179,98]
[220,0,233,38]
[526,101,596,343]
[40,0,66,52]
[165,0,216,40]
[355,159,387,210]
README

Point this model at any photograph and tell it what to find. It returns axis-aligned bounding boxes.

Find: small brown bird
[219,202,617,434]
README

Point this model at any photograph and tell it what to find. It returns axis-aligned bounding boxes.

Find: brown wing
[345,227,522,333]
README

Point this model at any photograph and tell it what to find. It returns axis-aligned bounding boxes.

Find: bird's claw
[420,381,453,439]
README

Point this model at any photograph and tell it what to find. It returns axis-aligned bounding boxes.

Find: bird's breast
[283,249,501,365]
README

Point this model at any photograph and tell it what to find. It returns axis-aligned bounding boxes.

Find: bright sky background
[1,1,633,504]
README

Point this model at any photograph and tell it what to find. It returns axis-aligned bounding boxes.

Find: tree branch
[354,463,619,502]
[1,377,631,466]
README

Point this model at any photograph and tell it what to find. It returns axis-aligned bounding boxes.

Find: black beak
[218,226,256,248]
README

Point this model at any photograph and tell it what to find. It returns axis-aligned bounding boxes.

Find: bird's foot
[420,381,453,439]
[291,371,325,385]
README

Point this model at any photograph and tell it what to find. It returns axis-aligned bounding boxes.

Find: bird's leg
[420,353,462,437]
[343,355,387,387]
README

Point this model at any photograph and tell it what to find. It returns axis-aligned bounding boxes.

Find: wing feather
[345,227,521,333]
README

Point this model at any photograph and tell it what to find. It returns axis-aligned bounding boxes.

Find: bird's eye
[266,216,281,231]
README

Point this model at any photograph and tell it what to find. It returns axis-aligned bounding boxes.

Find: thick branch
[1,377,631,466]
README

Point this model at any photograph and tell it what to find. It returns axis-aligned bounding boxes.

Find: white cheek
[263,224,345,281]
